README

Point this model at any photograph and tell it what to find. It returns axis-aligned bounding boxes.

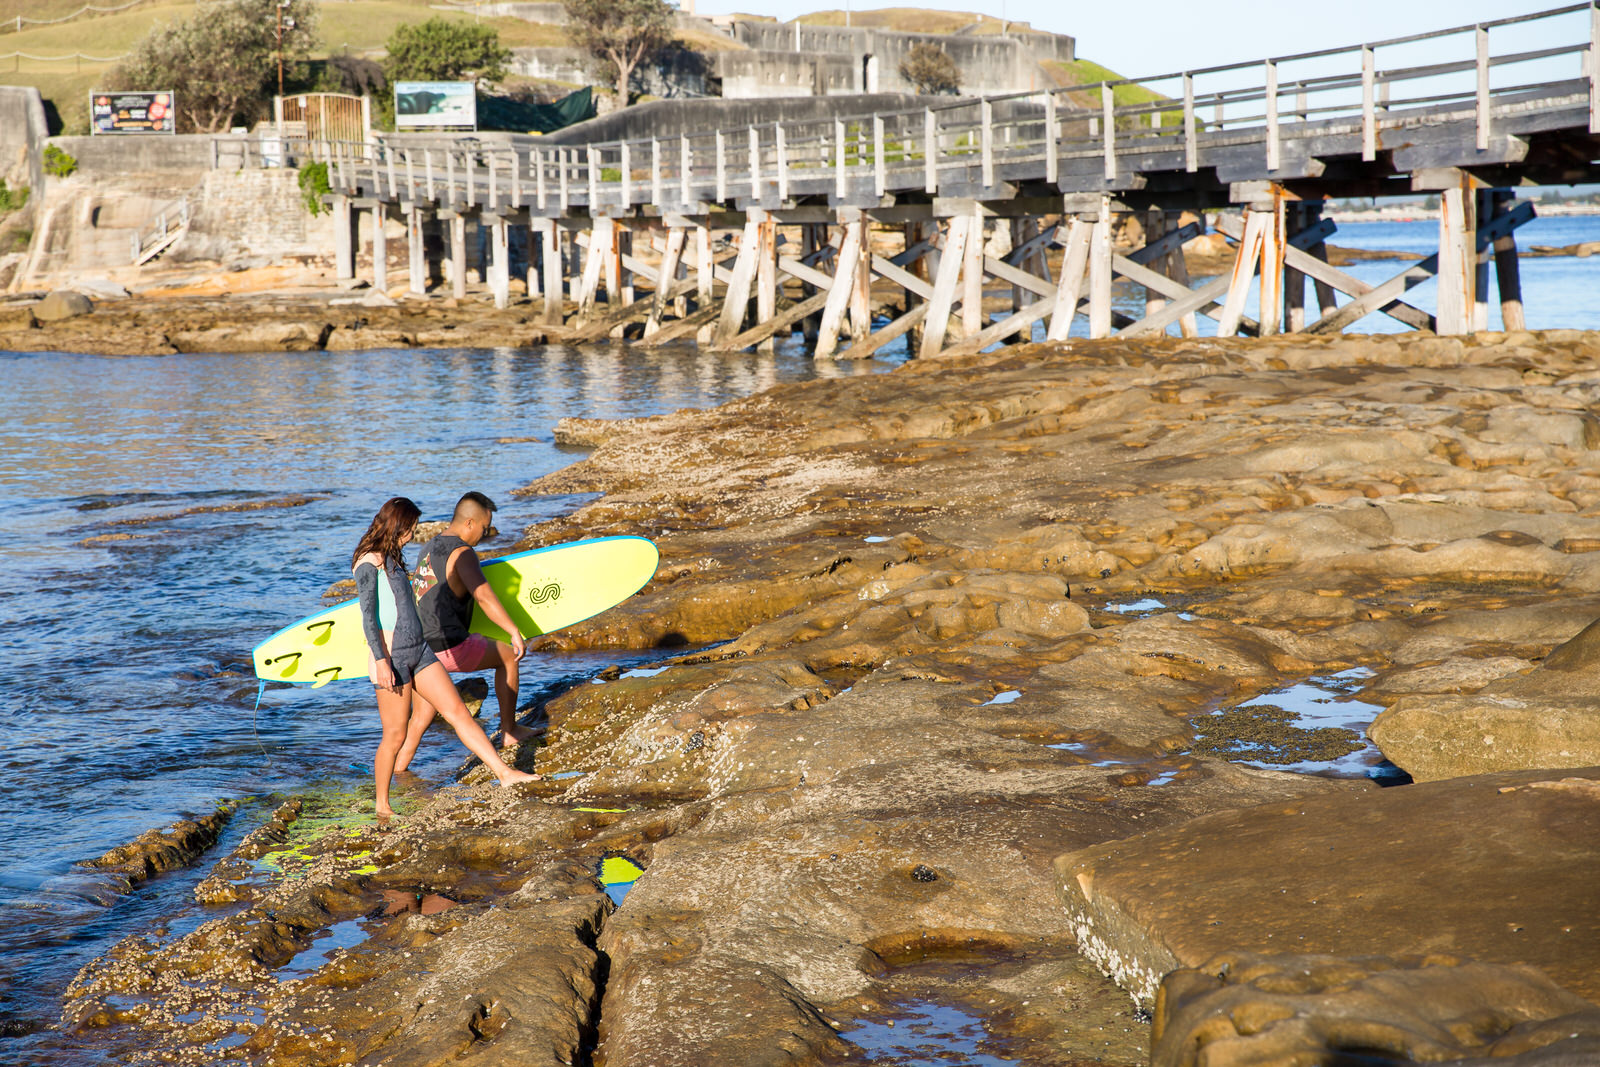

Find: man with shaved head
[398,491,536,765]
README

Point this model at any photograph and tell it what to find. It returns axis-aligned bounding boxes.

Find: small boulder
[34,290,93,321]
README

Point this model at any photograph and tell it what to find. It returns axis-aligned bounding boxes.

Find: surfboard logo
[526,582,562,606]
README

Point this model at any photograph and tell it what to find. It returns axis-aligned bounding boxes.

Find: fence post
[749,125,761,199]
[924,107,937,193]
[1362,46,1376,160]
[587,146,599,211]
[680,136,691,204]
[1045,91,1058,183]
[835,117,847,199]
[873,115,886,197]
[652,138,661,206]
[1590,1,1600,134]
[1183,73,1196,172]
[1265,58,1279,172]
[777,124,788,201]
[1101,83,1115,180]
[980,98,994,187]
[716,129,727,201]
[621,141,632,208]
[1476,24,1491,150]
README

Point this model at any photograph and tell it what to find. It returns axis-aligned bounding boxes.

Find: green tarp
[475,86,595,134]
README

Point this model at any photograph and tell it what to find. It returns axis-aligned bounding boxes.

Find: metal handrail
[288,3,1595,207]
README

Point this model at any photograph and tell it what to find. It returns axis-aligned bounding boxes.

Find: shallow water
[842,999,1022,1067]
[0,338,897,1058]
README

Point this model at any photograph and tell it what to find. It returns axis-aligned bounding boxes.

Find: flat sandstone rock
[1056,769,1600,1008]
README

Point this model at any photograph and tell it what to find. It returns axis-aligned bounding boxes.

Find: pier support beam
[532,219,561,325]
[713,211,765,349]
[1428,170,1482,336]
[447,214,467,299]
[1218,185,1288,337]
[333,195,355,280]
[407,208,426,295]
[1487,189,1525,331]
[487,216,510,309]
[817,210,866,359]
[696,222,715,344]
[755,212,778,352]
[370,205,387,294]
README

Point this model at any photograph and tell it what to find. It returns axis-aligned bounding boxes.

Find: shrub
[899,42,961,96]
[298,162,331,216]
[43,145,78,178]
[0,179,28,213]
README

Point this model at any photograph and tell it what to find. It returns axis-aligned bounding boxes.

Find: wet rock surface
[61,331,1600,1064]
[0,293,560,355]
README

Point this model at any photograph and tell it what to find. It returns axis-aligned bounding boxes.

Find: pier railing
[286,3,1597,210]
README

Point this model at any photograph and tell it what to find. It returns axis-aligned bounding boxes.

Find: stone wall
[45,134,216,176]
[172,167,334,264]
[714,51,855,98]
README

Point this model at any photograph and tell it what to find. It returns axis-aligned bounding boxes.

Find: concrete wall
[0,86,50,194]
[509,47,711,99]
[540,93,937,146]
[729,22,1073,96]
[714,51,855,98]
[174,167,333,264]
[46,134,216,176]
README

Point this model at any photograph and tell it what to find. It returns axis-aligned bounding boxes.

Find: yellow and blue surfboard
[252,536,658,687]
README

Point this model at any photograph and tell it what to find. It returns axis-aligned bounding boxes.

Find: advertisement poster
[90,91,176,135]
[394,81,477,129]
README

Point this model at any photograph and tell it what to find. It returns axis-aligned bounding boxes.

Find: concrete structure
[725,21,1073,97]
[0,86,50,198]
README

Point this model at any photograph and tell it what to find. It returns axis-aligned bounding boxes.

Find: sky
[692,0,1582,82]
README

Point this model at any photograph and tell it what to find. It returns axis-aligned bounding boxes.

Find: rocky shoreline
[60,330,1600,1065]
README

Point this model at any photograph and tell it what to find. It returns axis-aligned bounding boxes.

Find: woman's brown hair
[351,497,421,572]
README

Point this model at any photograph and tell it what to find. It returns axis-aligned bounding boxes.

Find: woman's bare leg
[394,691,437,773]
[373,683,414,817]
[412,662,539,785]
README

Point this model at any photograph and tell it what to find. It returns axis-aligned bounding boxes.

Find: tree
[384,18,511,85]
[899,42,961,96]
[562,0,676,107]
[112,0,318,133]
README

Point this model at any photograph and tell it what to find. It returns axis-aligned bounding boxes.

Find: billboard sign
[394,81,477,129]
[90,91,176,135]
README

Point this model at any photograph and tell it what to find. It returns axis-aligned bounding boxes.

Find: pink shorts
[435,634,491,673]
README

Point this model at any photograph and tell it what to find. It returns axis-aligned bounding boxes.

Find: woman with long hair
[351,496,537,816]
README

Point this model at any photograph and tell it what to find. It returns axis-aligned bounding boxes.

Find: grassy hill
[793,8,1024,35]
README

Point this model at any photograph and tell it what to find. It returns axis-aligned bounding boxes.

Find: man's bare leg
[488,639,536,746]
[412,662,538,785]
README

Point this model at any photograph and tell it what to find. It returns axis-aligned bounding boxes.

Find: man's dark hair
[454,491,497,519]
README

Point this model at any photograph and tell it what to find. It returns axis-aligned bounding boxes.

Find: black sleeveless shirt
[413,534,475,652]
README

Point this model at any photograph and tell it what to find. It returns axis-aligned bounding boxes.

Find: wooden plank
[839,303,927,361]
[639,303,721,347]
[756,214,777,352]
[727,290,830,351]
[920,215,969,359]
[713,218,762,347]
[1046,216,1090,342]
[937,296,1054,360]
[1306,256,1440,335]
[645,226,686,338]
[817,218,864,359]
[1215,209,1265,337]
[1088,210,1113,338]
[871,254,934,300]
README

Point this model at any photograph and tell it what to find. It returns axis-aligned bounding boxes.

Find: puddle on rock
[980,690,1021,706]
[618,666,670,678]
[277,917,372,978]
[1045,742,1185,786]
[1105,597,1165,615]
[841,999,1021,1066]
[599,856,643,906]
[1194,668,1408,782]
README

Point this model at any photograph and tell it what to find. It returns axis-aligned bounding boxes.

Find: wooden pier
[306,3,1597,353]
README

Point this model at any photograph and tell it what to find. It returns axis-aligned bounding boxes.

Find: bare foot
[500,722,538,747]
[496,768,542,786]
[376,804,394,819]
